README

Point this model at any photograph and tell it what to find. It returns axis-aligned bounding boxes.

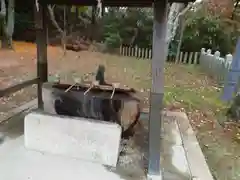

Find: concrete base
[0,108,214,180]
[147,173,162,180]
[24,111,122,167]
[0,136,128,180]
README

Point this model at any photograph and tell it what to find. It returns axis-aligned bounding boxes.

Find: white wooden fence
[199,48,233,85]
[119,45,234,85]
[119,45,152,59]
[175,51,199,64]
[119,45,199,64]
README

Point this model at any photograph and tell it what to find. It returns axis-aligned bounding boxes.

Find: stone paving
[0,110,213,180]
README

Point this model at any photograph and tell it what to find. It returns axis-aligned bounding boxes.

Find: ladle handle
[110,86,116,99]
[110,83,119,99]
[84,81,99,96]
[84,85,93,95]
[65,83,77,93]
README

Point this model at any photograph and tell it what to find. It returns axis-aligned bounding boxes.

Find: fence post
[193,52,198,65]
[135,46,138,57]
[226,54,233,70]
[183,52,188,63]
[206,49,212,74]
[188,52,193,64]
[226,54,233,77]
[123,46,125,56]
[219,57,225,83]
[179,52,183,63]
[175,52,179,64]
[138,47,141,58]
[214,51,220,82]
[120,45,122,55]
[199,48,205,67]
[142,48,145,59]
[145,48,148,59]
[131,46,134,57]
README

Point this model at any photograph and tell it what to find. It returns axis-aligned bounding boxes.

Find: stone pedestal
[24,111,122,167]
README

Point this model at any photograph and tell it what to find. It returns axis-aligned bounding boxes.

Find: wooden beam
[35,3,48,109]
[148,0,168,178]
[0,78,39,98]
[0,99,37,125]
[39,0,193,7]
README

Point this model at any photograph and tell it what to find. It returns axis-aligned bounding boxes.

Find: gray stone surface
[0,136,131,180]
[147,174,162,180]
[24,111,122,167]
[140,112,192,180]
[171,112,214,180]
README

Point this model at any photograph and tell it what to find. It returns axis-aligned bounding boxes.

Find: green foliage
[11,5,240,55]
[70,6,88,16]
[180,9,239,55]
[103,17,123,48]
[169,39,178,57]
[14,12,34,41]
[102,8,153,48]
[104,32,121,48]
[101,7,239,56]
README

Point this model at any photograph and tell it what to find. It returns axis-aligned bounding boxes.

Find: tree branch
[130,27,138,46]
[231,0,240,19]
[47,5,64,35]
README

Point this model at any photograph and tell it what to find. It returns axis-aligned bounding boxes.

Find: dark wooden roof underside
[40,0,194,7]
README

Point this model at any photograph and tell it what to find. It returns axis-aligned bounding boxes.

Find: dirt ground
[1,42,240,180]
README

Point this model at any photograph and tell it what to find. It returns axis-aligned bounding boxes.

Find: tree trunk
[63,5,67,55]
[47,5,64,35]
[175,17,185,63]
[166,3,192,52]
[130,27,138,46]
[48,5,66,52]
[0,0,7,48]
[166,3,185,46]
[5,0,15,49]
[90,6,96,41]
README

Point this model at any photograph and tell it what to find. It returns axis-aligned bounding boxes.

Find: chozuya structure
[0,0,194,179]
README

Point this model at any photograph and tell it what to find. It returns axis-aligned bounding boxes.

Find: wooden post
[63,5,67,56]
[189,52,193,64]
[35,4,48,109]
[91,5,97,41]
[194,52,198,64]
[148,0,168,178]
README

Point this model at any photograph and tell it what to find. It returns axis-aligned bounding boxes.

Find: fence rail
[119,45,199,64]
[0,78,39,98]
[199,48,233,85]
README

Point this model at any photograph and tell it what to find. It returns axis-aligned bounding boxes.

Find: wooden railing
[0,78,39,98]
